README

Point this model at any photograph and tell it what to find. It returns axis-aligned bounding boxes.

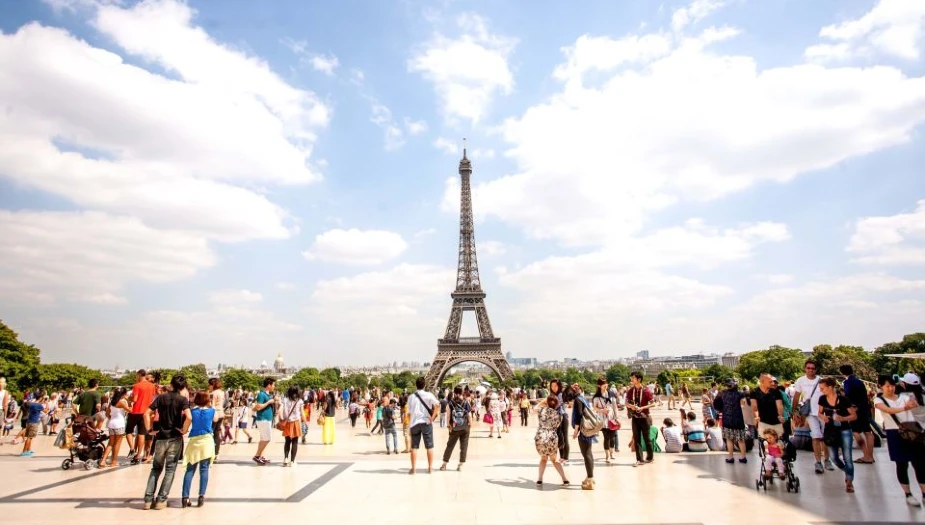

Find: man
[74,379,102,422]
[750,373,785,436]
[840,365,875,464]
[252,378,277,465]
[665,381,675,410]
[406,376,438,474]
[20,391,46,457]
[127,369,155,464]
[792,360,832,474]
[626,371,656,467]
[142,374,191,510]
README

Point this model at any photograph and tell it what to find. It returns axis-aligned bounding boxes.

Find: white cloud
[671,0,726,33]
[0,1,329,304]
[368,99,405,151]
[847,200,925,265]
[433,137,459,154]
[209,289,263,305]
[308,53,339,75]
[471,148,495,159]
[806,0,925,62]
[404,117,428,136]
[0,210,214,307]
[408,13,515,124]
[303,229,409,265]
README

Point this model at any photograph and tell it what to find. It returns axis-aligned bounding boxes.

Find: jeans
[442,428,470,463]
[439,413,446,428]
[384,427,398,451]
[520,408,528,426]
[578,439,594,478]
[827,428,855,481]
[144,437,183,503]
[181,460,210,498]
[632,417,654,462]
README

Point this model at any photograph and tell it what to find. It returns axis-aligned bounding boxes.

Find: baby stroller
[60,416,108,471]
[755,435,800,493]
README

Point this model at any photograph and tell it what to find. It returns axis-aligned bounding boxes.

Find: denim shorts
[410,423,434,450]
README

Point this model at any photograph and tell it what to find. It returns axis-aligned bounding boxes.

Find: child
[401,403,411,453]
[3,396,17,439]
[301,403,310,445]
[661,418,683,453]
[234,401,252,444]
[762,428,786,480]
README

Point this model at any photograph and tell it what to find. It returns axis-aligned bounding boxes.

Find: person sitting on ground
[680,410,708,452]
[661,418,683,453]
[705,418,725,451]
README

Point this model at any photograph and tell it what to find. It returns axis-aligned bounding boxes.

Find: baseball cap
[901,372,921,386]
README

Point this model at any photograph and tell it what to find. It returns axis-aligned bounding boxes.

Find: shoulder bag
[798,380,818,417]
[276,400,298,431]
[878,394,925,446]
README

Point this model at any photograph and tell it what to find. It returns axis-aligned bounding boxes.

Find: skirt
[886,429,920,462]
[322,416,335,444]
[722,427,748,442]
[281,420,302,438]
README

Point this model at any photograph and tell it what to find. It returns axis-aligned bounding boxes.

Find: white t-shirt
[211,390,225,421]
[793,375,823,416]
[873,393,916,430]
[706,427,725,451]
[662,426,683,452]
[407,390,438,427]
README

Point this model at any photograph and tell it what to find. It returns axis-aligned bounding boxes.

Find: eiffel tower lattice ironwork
[425,144,513,390]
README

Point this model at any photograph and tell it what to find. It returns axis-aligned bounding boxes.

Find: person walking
[252,378,277,465]
[488,392,503,439]
[279,386,305,466]
[519,392,531,427]
[750,373,785,436]
[818,377,857,493]
[626,372,655,467]
[535,395,569,487]
[207,378,225,462]
[715,378,749,464]
[407,376,438,474]
[181,391,215,508]
[570,383,597,490]
[322,389,337,445]
[793,359,832,474]
[841,365,875,464]
[874,375,925,507]
[142,374,192,510]
[382,398,399,454]
[440,386,471,471]
[593,378,619,463]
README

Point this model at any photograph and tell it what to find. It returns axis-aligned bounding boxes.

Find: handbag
[798,380,819,417]
[483,413,493,424]
[316,413,325,426]
[276,400,298,431]
[878,395,925,446]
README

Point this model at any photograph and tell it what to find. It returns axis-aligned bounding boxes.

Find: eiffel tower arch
[425,144,513,391]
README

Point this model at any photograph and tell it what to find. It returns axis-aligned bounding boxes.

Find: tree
[179,363,209,390]
[872,333,925,376]
[342,373,369,389]
[811,344,875,379]
[289,368,322,389]
[736,345,805,381]
[0,320,42,394]
[221,368,261,391]
[605,364,631,385]
[656,370,679,387]
[35,363,105,392]
[320,368,341,387]
[700,364,735,383]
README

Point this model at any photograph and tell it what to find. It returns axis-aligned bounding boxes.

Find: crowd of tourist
[0,358,922,509]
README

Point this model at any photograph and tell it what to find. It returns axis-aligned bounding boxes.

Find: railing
[439,337,501,344]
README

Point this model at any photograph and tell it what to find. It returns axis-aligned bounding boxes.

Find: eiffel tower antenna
[424,145,513,390]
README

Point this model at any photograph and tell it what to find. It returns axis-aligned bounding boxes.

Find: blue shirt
[189,407,215,437]
[255,390,273,421]
[27,402,44,424]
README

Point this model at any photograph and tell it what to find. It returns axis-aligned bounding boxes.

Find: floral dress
[535,406,560,456]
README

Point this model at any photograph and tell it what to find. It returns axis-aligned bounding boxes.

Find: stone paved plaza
[0,406,920,525]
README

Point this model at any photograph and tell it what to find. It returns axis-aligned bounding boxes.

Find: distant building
[722,353,740,368]
[637,350,650,360]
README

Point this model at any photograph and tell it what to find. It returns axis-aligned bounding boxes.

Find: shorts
[807,415,824,439]
[25,423,39,439]
[126,413,146,435]
[109,426,126,436]
[410,423,434,450]
[851,413,872,434]
[757,422,784,437]
[256,420,272,442]
[238,422,248,429]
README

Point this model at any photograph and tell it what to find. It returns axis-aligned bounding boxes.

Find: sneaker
[19,451,32,457]
[290,460,297,467]
[153,500,167,510]
[282,459,290,467]
[142,501,152,510]
[259,456,270,465]
[814,462,824,474]
[252,456,263,465]
[824,459,835,471]
[127,450,136,460]
[906,494,922,507]
[633,461,644,467]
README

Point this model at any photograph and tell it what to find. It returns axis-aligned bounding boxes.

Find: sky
[1,0,924,370]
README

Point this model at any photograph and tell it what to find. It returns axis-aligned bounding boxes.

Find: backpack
[579,398,603,437]
[381,406,395,429]
[450,401,469,429]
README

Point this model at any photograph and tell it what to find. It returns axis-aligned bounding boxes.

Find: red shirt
[131,381,156,415]
[626,386,654,417]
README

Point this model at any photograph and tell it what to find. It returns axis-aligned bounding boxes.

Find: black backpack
[450,401,469,429]
[381,405,395,429]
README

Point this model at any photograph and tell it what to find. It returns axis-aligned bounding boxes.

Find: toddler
[762,428,786,480]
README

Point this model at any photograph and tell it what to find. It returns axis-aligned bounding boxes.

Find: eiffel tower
[425,143,513,390]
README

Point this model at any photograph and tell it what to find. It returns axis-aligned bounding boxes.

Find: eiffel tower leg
[443,303,463,341]
[473,299,495,339]
[425,359,448,391]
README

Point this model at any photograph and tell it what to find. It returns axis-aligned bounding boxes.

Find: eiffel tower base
[425,340,513,391]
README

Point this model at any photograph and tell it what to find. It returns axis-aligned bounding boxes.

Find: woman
[322,389,336,445]
[701,388,715,422]
[101,388,130,467]
[519,392,531,427]
[535,395,569,487]
[208,378,225,460]
[549,379,570,464]
[570,384,597,490]
[233,399,253,444]
[818,377,857,493]
[874,375,924,506]
[440,386,471,471]
[182,391,215,508]
[714,378,748,464]
[592,378,618,463]
[348,398,359,428]
[488,392,503,439]
[279,386,305,466]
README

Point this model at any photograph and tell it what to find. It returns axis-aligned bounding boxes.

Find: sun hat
[901,372,921,386]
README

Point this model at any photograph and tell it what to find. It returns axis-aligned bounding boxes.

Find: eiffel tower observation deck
[425,143,512,390]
